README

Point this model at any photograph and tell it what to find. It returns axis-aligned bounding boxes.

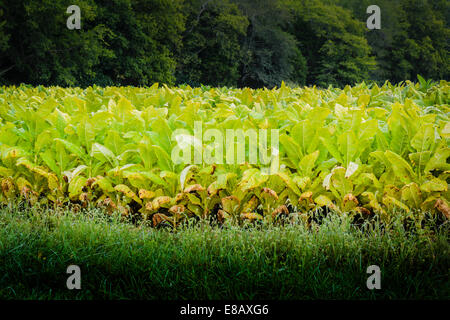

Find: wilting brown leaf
[152,196,172,210]
[343,193,359,211]
[435,199,450,219]
[86,177,96,187]
[343,193,358,205]
[103,197,116,209]
[241,195,258,213]
[99,197,117,215]
[184,184,205,193]
[217,209,230,223]
[207,182,218,196]
[152,213,171,227]
[114,184,142,205]
[79,193,89,207]
[300,191,313,202]
[175,193,185,202]
[118,205,129,216]
[1,178,15,196]
[262,187,278,200]
[139,189,155,199]
[271,205,289,219]
[145,201,154,211]
[169,204,185,214]
[356,207,372,216]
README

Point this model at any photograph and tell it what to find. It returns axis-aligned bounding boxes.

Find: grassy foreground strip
[0,204,448,300]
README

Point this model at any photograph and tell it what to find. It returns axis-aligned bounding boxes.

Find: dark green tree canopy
[332,0,449,83]
[0,0,448,87]
[176,0,248,87]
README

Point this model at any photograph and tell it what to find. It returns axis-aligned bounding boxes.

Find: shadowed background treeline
[0,0,448,88]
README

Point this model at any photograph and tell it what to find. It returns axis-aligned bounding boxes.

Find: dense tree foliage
[176,0,248,87]
[288,0,376,87]
[333,0,449,83]
[0,0,448,88]
[233,0,299,87]
[0,0,183,86]
[0,0,106,86]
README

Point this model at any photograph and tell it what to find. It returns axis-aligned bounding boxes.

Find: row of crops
[0,81,449,226]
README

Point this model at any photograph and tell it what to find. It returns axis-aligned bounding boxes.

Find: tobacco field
[0,80,449,227]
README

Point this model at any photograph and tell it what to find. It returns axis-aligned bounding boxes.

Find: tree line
[0,0,448,88]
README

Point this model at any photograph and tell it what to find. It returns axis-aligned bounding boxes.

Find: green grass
[0,203,448,300]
